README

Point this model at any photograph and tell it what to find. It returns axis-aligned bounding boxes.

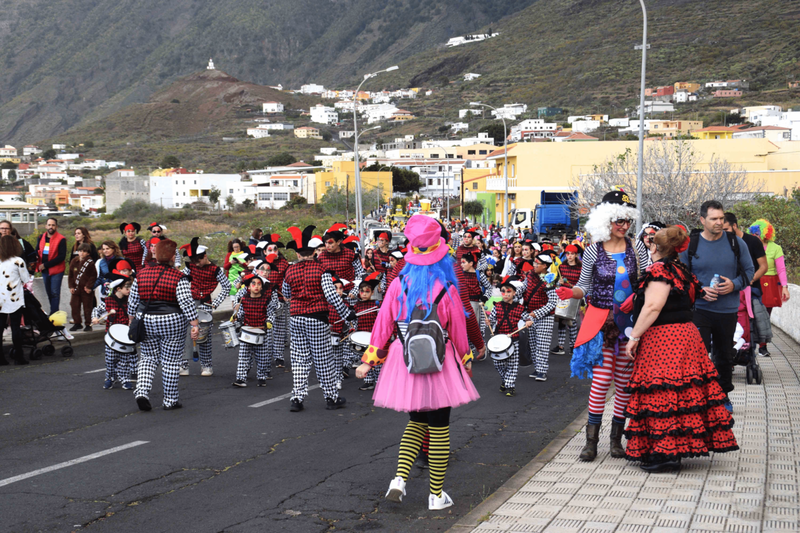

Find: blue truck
[509,191,578,238]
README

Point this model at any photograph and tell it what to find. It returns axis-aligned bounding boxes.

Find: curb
[447,407,589,532]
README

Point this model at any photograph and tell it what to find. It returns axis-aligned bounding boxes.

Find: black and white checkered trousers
[105,345,132,384]
[289,316,339,402]
[271,303,289,363]
[236,340,271,381]
[493,339,520,389]
[557,320,578,350]
[528,315,554,375]
[135,313,188,408]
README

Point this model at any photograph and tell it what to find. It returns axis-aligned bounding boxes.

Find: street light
[635,0,648,234]
[471,102,508,229]
[427,139,453,222]
[353,65,399,256]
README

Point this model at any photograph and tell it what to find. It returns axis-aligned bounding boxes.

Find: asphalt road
[1,329,591,533]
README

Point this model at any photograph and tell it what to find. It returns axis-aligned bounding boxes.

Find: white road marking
[0,441,149,488]
[84,368,106,374]
[249,384,320,408]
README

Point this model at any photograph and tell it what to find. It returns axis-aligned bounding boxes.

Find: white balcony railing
[486,177,518,191]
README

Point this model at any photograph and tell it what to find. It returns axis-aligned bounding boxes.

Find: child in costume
[488,276,533,396]
[233,273,277,387]
[91,277,133,390]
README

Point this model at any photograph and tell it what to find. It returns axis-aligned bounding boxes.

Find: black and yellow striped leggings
[396,407,451,497]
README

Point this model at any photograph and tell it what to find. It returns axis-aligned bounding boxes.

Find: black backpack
[396,279,451,374]
[686,228,745,287]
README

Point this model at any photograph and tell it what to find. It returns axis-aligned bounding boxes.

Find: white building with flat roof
[310,104,338,125]
[149,173,255,209]
[262,101,284,113]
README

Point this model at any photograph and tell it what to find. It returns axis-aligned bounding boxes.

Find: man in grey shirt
[680,200,754,413]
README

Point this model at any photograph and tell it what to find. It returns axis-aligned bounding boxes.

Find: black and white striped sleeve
[575,244,597,298]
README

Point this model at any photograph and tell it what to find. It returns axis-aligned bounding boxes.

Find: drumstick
[93,310,116,324]
[509,323,533,336]
[483,307,494,335]
[333,307,379,324]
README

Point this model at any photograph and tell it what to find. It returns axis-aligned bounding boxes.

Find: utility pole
[345,174,349,222]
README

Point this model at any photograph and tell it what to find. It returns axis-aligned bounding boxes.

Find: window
[473,183,478,190]
[194,180,197,184]
[293,180,299,187]
[437,179,441,186]
[430,153,439,158]
[467,150,476,155]
[479,150,487,155]
[182,180,185,184]
[511,164,515,177]
[175,180,178,184]
[183,192,186,196]
[325,181,331,187]
[229,189,234,194]
[274,192,289,201]
[259,193,272,201]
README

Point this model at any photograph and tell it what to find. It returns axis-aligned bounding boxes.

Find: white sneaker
[201,367,213,376]
[428,491,453,510]
[179,367,189,376]
[385,477,406,502]
[336,380,342,390]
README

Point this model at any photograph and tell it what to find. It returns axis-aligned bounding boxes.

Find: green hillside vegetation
[378,0,800,114]
[0,0,534,145]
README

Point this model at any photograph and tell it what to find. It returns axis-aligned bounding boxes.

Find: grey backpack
[397,285,450,374]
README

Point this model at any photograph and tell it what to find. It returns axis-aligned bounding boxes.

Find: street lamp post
[635,0,648,234]
[353,65,398,256]
[471,102,507,229]
[428,139,453,222]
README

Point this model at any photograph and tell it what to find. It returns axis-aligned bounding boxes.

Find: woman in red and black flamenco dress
[625,226,738,473]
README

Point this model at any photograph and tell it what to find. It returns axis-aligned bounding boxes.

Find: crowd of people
[0,197,792,506]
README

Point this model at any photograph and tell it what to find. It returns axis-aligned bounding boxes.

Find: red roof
[692,125,747,132]
[562,132,598,141]
[287,162,312,167]
[486,145,517,159]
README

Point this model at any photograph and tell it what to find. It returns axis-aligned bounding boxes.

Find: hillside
[379,0,800,112]
[0,0,534,145]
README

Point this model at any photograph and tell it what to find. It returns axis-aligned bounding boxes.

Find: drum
[239,326,266,345]
[196,310,213,344]
[219,321,239,349]
[105,324,136,354]
[349,331,372,353]
[487,334,515,361]
[555,297,581,324]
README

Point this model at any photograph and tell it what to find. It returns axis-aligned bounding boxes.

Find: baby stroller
[19,289,74,359]
[734,291,763,385]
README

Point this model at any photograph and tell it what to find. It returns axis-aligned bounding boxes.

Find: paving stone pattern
[473,329,800,533]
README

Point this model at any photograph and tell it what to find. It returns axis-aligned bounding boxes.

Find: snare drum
[105,324,136,354]
[487,334,515,361]
[219,321,239,348]
[196,310,213,344]
[239,326,266,345]
[349,331,372,353]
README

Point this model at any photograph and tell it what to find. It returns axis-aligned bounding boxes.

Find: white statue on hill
[207,58,215,70]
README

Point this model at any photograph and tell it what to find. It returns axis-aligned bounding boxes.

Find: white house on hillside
[464,73,481,81]
[310,104,338,125]
[262,102,284,113]
[300,84,325,95]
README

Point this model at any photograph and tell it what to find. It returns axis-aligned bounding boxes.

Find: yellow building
[314,160,393,204]
[0,157,21,164]
[295,126,321,139]
[478,139,800,223]
[648,120,703,139]
[389,143,497,160]
[26,196,47,206]
[674,82,701,93]
[690,126,742,140]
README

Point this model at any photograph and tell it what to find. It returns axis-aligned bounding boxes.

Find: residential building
[609,118,630,128]
[635,120,703,139]
[705,80,750,90]
[636,101,675,116]
[52,144,66,150]
[390,109,415,121]
[451,122,469,133]
[314,160,392,204]
[789,81,800,89]
[758,110,800,141]
[150,173,255,209]
[295,126,322,139]
[246,126,271,139]
[537,107,563,118]
[22,145,41,156]
[509,119,558,141]
[713,89,743,98]
[300,84,325,95]
[552,132,598,142]
[674,82,701,93]
[459,109,483,119]
[571,120,602,133]
[689,126,746,140]
[105,169,148,212]
[656,86,675,97]
[732,126,792,142]
[446,32,499,47]
[339,131,356,139]
[252,122,293,131]
[741,106,782,123]
[420,132,495,148]
[492,103,528,120]
[262,101,284,113]
[464,73,481,81]
[0,145,16,157]
[310,104,338,125]
[674,90,690,103]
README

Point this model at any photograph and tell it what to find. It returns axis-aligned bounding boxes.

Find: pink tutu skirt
[372,339,480,412]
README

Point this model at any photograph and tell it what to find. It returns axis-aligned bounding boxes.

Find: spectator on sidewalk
[0,220,37,271]
[680,200,754,413]
[71,227,99,262]
[0,235,31,365]
[35,218,68,314]
[94,241,123,297]
[625,226,739,472]
[68,243,97,332]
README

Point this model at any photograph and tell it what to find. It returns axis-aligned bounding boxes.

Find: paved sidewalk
[461,328,800,533]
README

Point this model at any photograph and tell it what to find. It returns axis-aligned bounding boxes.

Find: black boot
[10,348,29,365]
[609,421,626,458]
[641,457,681,473]
[579,423,601,462]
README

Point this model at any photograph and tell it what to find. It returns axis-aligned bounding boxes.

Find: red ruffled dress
[624,259,739,462]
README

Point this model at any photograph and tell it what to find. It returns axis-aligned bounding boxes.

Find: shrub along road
[0,332,591,532]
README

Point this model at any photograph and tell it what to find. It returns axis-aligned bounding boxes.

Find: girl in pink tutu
[356,214,479,511]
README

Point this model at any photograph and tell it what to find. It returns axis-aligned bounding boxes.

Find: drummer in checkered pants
[232,273,278,387]
[488,276,533,397]
[519,252,559,382]
[231,256,280,375]
[327,275,354,389]
[91,276,134,390]
[282,226,356,412]
[179,237,231,376]
[260,235,290,368]
[351,273,383,391]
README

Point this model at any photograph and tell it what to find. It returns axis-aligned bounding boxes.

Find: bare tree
[571,139,763,228]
